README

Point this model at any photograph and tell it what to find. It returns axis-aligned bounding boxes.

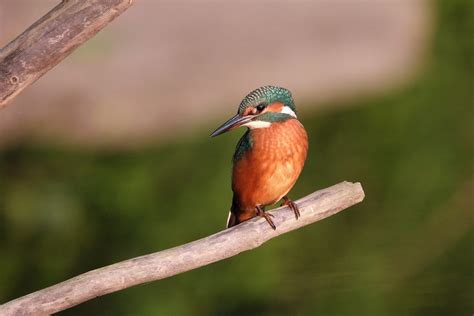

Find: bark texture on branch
[0,181,364,315]
[0,0,134,108]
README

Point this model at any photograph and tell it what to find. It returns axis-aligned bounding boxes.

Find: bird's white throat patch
[281,106,297,118]
[243,120,272,129]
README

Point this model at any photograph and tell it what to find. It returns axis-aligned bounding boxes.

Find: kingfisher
[211,86,308,229]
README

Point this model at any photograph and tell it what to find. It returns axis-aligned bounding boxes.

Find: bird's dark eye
[256,103,267,112]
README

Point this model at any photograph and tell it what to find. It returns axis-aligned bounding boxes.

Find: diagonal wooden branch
[0,0,134,108]
[0,181,364,315]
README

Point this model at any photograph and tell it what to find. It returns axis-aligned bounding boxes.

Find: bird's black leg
[256,205,276,230]
[282,196,300,219]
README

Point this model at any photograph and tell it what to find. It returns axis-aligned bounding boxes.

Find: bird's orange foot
[282,196,300,219]
[256,205,276,230]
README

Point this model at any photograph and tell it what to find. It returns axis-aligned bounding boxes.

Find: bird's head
[211,86,297,137]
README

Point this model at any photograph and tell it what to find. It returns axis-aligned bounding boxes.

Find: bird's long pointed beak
[210,114,254,137]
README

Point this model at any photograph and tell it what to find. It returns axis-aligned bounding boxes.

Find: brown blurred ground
[0,0,431,148]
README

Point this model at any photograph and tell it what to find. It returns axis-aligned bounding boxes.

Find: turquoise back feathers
[233,130,252,163]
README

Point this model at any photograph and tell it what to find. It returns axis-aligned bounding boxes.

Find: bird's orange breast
[232,119,308,211]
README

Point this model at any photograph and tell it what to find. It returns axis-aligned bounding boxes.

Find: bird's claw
[282,196,301,219]
[260,213,276,230]
[256,206,276,230]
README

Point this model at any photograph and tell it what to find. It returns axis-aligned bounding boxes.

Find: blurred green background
[0,0,473,315]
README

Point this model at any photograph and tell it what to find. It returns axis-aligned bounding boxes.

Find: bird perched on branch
[211,86,308,229]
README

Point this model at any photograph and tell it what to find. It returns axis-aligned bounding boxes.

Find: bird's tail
[226,196,241,228]
[226,211,237,228]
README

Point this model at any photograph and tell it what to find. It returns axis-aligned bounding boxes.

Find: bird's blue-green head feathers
[237,86,296,115]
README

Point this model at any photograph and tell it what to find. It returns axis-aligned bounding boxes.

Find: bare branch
[0,0,134,108]
[0,181,364,315]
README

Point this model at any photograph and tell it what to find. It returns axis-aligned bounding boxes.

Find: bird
[211,86,308,229]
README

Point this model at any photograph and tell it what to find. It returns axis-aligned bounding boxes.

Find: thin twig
[0,0,134,108]
[0,181,364,315]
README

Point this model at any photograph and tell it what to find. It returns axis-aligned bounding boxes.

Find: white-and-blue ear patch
[281,106,297,118]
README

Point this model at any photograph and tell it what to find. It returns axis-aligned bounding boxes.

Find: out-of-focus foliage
[0,1,472,315]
